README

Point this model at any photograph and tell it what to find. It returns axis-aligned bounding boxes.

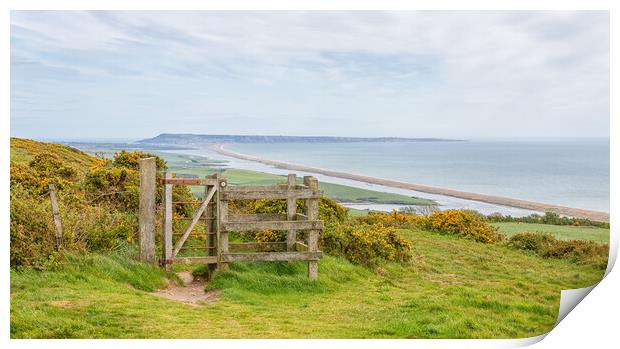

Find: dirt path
[210,143,609,222]
[151,271,218,306]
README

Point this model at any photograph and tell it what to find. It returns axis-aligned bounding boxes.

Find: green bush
[322,222,412,267]
[487,211,609,229]
[507,232,608,269]
[505,232,556,252]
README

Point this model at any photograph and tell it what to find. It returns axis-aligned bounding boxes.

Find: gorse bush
[507,232,608,269]
[355,209,504,244]
[323,222,412,267]
[10,138,197,268]
[424,210,505,243]
[355,211,423,228]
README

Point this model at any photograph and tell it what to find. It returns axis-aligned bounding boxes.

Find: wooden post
[139,157,156,264]
[48,184,63,251]
[162,172,173,271]
[205,174,218,278]
[304,176,319,280]
[286,174,297,251]
[218,178,229,271]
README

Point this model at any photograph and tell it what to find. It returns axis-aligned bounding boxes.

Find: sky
[10,11,610,140]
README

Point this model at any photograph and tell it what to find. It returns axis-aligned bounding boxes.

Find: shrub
[424,210,505,243]
[111,150,166,171]
[355,211,423,228]
[505,232,556,252]
[487,211,609,229]
[10,187,138,268]
[507,232,608,269]
[323,222,412,267]
[10,141,198,268]
[255,230,286,242]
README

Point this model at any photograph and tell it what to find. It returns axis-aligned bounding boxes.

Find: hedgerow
[487,211,609,229]
[507,232,608,269]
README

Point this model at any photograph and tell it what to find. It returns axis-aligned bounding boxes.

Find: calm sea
[226,139,609,212]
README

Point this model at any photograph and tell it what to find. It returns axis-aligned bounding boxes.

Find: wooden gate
[159,173,224,274]
[144,164,323,280]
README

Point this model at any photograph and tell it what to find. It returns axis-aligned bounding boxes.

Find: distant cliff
[137,133,463,144]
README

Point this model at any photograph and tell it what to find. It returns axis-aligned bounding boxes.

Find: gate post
[304,176,319,280]
[139,157,156,264]
[218,176,230,271]
[162,172,173,271]
[286,174,297,251]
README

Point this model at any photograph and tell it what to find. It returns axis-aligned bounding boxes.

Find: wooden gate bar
[159,177,219,186]
[172,185,217,257]
[222,251,322,263]
[228,213,287,222]
[174,256,218,265]
[220,189,321,201]
[221,220,323,232]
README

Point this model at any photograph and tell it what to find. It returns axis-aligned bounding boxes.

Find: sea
[165,138,609,216]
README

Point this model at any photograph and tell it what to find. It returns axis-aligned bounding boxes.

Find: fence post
[48,184,63,251]
[162,172,173,271]
[218,177,229,271]
[139,157,156,264]
[304,176,319,280]
[286,174,297,251]
[205,174,219,279]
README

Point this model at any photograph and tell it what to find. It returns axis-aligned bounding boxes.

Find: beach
[209,143,610,222]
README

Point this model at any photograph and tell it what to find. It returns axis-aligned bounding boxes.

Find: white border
[2,1,616,348]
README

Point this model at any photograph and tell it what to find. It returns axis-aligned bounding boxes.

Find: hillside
[11,228,604,338]
[10,137,97,172]
[138,133,461,145]
[9,138,608,339]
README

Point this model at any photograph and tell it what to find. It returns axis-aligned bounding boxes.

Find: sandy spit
[209,144,609,222]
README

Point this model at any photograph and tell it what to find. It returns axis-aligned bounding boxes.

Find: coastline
[209,143,610,222]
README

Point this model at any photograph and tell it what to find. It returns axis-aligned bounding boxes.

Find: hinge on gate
[160,259,174,266]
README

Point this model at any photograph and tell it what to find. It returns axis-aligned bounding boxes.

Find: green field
[10,228,603,339]
[492,222,610,243]
[159,153,435,206]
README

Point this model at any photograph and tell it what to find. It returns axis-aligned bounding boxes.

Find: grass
[10,137,97,171]
[492,222,609,243]
[11,228,604,338]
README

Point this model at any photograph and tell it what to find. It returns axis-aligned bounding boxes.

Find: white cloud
[10,11,609,139]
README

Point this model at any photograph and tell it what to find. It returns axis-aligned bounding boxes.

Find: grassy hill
[10,137,97,171]
[9,138,608,339]
[11,228,604,338]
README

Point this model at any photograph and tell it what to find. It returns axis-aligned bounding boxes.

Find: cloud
[10,11,609,139]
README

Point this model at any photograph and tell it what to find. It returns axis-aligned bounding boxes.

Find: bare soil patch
[151,271,218,306]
